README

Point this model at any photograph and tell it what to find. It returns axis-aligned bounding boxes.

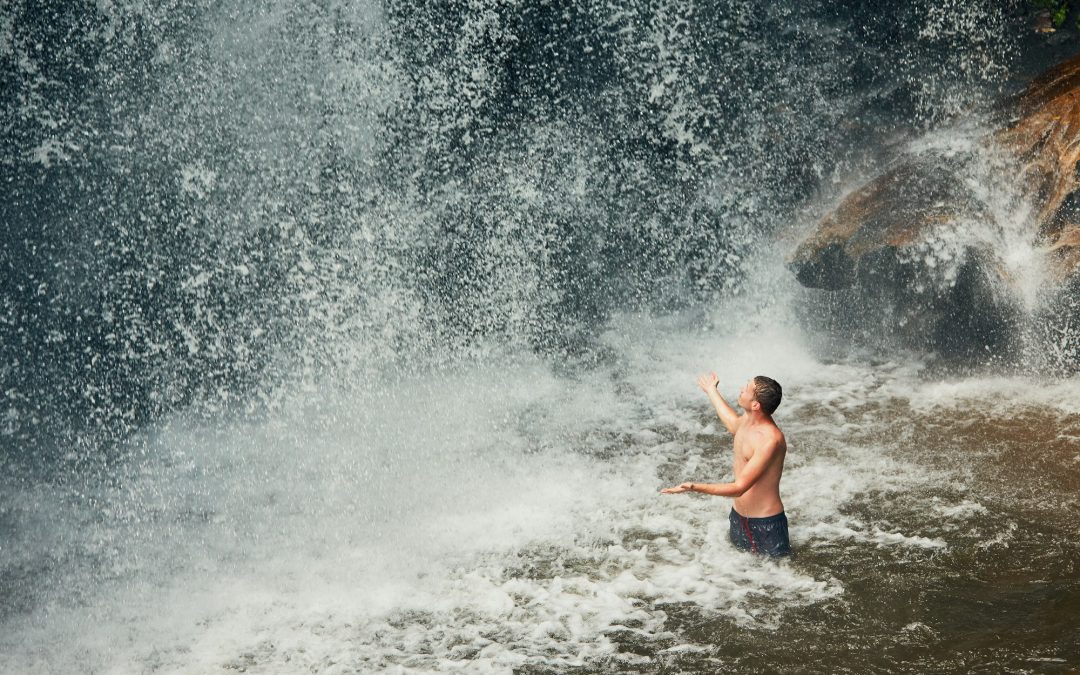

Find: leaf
[1053,1,1070,27]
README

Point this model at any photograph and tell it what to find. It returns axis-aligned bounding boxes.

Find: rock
[789,156,989,290]
[1047,224,1080,281]
[994,54,1080,234]
[789,53,1080,360]
[1033,11,1055,35]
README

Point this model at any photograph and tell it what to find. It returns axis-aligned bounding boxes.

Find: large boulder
[1047,224,1080,280]
[789,156,991,291]
[995,54,1080,234]
[790,53,1080,361]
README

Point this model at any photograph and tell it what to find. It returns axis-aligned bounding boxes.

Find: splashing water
[4,0,1080,672]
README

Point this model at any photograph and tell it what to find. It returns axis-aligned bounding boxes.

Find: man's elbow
[730,482,750,497]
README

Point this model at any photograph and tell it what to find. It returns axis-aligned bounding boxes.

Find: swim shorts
[729,507,791,557]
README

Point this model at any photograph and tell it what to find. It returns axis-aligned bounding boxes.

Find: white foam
[933,499,988,519]
[906,375,1080,415]
[0,335,853,672]
[6,312,1046,671]
[976,521,1017,550]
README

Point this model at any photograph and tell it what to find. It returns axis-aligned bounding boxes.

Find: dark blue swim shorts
[729,507,791,557]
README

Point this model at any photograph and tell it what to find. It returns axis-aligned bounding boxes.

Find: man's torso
[732,421,786,518]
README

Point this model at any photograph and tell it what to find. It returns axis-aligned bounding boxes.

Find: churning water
[3,0,1080,672]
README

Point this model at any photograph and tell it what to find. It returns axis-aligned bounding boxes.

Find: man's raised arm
[697,372,741,434]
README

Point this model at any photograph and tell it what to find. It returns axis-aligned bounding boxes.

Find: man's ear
[750,400,761,412]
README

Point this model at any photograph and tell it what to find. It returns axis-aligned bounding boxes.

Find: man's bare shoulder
[748,423,785,450]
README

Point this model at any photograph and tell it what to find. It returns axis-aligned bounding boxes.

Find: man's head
[737,375,783,415]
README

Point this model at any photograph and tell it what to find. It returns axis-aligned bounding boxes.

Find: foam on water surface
[6,1,1080,671]
[9,313,1062,672]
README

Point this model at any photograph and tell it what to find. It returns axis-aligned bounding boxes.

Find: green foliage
[1032,0,1073,28]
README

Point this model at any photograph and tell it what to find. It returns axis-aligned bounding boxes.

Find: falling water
[3,0,1079,672]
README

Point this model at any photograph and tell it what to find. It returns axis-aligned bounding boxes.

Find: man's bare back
[662,373,791,556]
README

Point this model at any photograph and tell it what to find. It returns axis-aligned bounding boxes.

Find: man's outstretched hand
[661,482,694,494]
[697,372,719,393]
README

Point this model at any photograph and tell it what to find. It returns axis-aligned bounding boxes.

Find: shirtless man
[661,373,790,557]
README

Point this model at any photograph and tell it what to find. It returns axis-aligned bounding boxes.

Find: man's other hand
[697,372,719,393]
[661,483,693,494]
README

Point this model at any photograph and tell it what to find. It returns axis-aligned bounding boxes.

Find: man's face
[737,379,757,411]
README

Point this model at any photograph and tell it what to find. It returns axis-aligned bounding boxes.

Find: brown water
[634,401,1080,674]
[4,343,1080,673]
[516,363,1080,673]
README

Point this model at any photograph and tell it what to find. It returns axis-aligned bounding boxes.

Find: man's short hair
[753,376,782,415]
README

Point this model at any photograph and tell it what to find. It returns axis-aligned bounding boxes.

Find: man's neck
[742,410,772,427]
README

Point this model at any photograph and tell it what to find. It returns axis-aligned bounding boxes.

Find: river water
[3,0,1080,672]
[4,305,1079,672]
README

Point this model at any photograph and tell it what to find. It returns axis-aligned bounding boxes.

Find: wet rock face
[790,157,988,291]
[790,53,1080,361]
[795,241,1022,361]
[1046,224,1080,280]
[995,54,1080,232]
